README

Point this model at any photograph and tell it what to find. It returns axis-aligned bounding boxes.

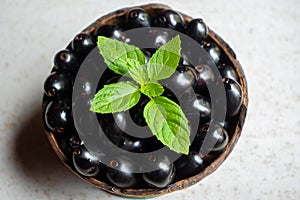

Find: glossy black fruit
[223,115,239,137]
[97,66,129,88]
[95,24,124,40]
[193,65,213,96]
[44,100,71,133]
[223,78,243,116]
[121,137,143,152]
[203,42,221,65]
[129,95,149,126]
[73,95,95,134]
[211,123,229,151]
[178,92,210,139]
[113,112,128,131]
[44,72,72,98]
[101,116,126,147]
[179,56,191,66]
[69,136,83,148]
[161,87,179,104]
[176,65,197,88]
[54,49,79,74]
[105,75,122,85]
[174,151,204,180]
[162,65,197,98]
[218,64,238,82]
[109,110,163,152]
[155,10,185,31]
[141,48,152,64]
[72,146,102,177]
[71,33,96,60]
[99,112,140,152]
[185,19,208,43]
[126,8,152,29]
[73,74,94,97]
[106,158,137,188]
[193,94,211,122]
[123,135,164,153]
[150,30,173,48]
[189,127,203,152]
[143,156,175,188]
[200,123,229,152]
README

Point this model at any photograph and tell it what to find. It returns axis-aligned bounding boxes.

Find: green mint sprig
[90,35,190,155]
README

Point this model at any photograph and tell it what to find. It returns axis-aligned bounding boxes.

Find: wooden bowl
[43,3,248,198]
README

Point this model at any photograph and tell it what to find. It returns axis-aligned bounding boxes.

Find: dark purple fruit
[152,30,172,48]
[203,42,221,65]
[178,92,210,139]
[200,123,229,152]
[143,156,175,188]
[106,159,137,188]
[189,127,203,152]
[211,124,229,152]
[223,78,243,116]
[54,49,79,74]
[113,112,127,131]
[174,151,204,180]
[155,10,185,31]
[72,146,102,177]
[99,113,147,152]
[141,48,152,64]
[105,75,122,85]
[223,115,239,137]
[95,24,124,40]
[121,137,144,152]
[103,118,126,147]
[161,87,179,104]
[73,95,95,134]
[44,100,71,133]
[78,79,93,96]
[126,8,152,29]
[71,33,96,60]
[122,136,165,154]
[110,110,163,152]
[218,64,238,82]
[162,65,197,98]
[193,65,213,96]
[179,92,210,118]
[176,65,197,88]
[73,74,94,97]
[193,94,211,122]
[44,72,72,98]
[185,19,208,43]
[179,56,191,66]
[129,95,149,126]
[69,136,83,148]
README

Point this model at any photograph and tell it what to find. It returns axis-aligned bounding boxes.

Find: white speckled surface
[0,0,299,199]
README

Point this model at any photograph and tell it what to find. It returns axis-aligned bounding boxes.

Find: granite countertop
[0,0,299,199]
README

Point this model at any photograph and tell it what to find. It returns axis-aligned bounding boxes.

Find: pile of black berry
[42,4,246,197]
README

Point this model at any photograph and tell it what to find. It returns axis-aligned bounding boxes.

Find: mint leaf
[92,35,189,154]
[143,96,190,154]
[97,36,146,75]
[127,59,148,85]
[90,81,141,113]
[147,35,181,81]
[141,82,164,97]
